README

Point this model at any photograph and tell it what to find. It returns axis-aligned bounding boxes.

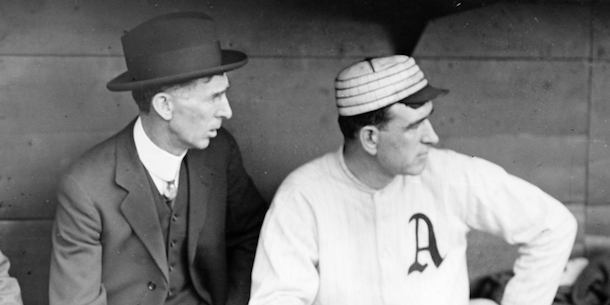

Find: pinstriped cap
[335,55,449,116]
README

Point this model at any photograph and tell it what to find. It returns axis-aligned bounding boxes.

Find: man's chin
[191,139,211,150]
[405,163,427,176]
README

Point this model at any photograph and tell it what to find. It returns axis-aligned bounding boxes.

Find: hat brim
[399,84,449,105]
[106,49,247,92]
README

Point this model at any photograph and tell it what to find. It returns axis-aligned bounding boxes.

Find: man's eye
[407,122,421,130]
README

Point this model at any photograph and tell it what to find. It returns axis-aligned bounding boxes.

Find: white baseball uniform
[250,147,577,305]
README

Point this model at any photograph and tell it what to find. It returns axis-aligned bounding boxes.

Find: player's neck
[343,144,394,190]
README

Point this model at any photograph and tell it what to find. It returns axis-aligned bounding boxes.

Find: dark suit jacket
[49,120,267,305]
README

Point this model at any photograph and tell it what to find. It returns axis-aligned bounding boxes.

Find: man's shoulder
[268,151,340,216]
[428,147,472,168]
[62,125,129,182]
[279,150,340,191]
[426,147,507,180]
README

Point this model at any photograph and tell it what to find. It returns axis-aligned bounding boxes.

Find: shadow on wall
[278,0,503,54]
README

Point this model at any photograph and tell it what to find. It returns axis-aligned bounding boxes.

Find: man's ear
[151,92,173,121]
[359,125,379,155]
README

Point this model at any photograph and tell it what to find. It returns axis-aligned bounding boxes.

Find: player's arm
[465,157,577,305]
[249,189,320,305]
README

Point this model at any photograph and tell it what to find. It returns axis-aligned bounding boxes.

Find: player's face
[168,74,232,151]
[375,101,439,178]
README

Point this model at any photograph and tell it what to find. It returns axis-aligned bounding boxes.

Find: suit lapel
[114,123,169,281]
[186,151,215,263]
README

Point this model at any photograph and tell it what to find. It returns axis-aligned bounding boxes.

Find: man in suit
[49,12,267,305]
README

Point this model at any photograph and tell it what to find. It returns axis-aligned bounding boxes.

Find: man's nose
[421,119,439,145]
[217,95,232,120]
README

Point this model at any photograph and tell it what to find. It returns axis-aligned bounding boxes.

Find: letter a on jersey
[408,213,444,274]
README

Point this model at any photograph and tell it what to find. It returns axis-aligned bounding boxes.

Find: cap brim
[400,84,449,104]
[106,49,247,92]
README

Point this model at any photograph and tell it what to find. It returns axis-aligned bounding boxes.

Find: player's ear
[359,125,379,155]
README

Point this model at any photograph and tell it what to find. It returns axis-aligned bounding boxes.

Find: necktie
[163,180,177,203]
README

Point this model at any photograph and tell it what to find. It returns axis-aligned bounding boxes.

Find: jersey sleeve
[0,249,22,305]
[463,156,577,305]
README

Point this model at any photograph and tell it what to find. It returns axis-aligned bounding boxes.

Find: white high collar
[133,116,186,194]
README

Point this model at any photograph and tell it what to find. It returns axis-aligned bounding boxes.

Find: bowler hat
[107,12,247,91]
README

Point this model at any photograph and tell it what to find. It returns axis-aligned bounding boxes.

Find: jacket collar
[115,120,170,280]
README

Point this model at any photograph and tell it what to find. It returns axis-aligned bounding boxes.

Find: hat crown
[334,55,448,116]
[336,55,410,81]
[122,12,218,59]
[107,12,248,92]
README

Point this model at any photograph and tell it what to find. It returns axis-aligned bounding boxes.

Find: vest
[149,161,205,305]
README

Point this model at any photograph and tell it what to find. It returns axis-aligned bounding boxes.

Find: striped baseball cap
[335,55,449,116]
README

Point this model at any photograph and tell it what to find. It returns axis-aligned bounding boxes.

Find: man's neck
[140,114,187,156]
[342,144,394,190]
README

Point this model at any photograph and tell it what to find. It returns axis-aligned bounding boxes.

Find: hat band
[336,64,421,99]
[338,79,428,116]
[125,42,222,81]
[336,71,425,107]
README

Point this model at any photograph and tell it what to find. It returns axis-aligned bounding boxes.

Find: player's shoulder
[426,147,506,179]
[269,151,342,219]
[282,151,338,188]
[427,147,472,169]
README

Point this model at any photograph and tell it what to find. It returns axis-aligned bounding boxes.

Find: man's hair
[338,101,426,141]
[338,103,393,141]
[131,75,214,113]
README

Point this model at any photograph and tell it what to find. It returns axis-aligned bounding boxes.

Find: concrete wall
[0,0,606,303]
[415,2,610,279]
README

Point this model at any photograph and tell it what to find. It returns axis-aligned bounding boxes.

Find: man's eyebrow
[213,84,230,96]
[407,106,434,128]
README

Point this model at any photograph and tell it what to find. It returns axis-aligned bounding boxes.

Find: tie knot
[163,180,177,202]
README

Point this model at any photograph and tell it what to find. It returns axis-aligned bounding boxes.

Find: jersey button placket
[373,191,392,304]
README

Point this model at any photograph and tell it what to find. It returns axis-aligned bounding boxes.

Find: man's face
[168,73,232,151]
[375,101,439,178]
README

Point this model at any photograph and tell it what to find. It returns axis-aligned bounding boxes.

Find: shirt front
[133,116,186,196]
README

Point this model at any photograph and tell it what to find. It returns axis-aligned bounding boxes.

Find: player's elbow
[553,207,578,251]
[564,210,578,242]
